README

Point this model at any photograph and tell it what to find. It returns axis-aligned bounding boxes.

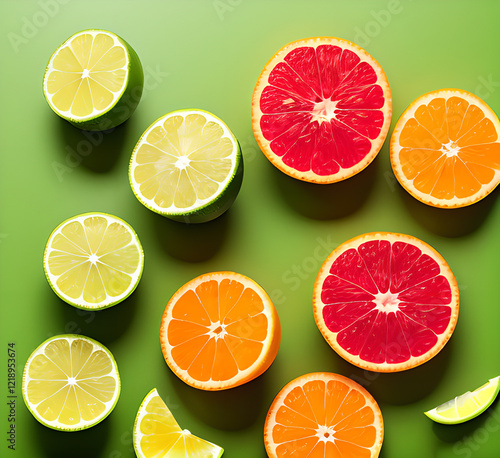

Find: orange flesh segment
[397,95,500,200]
[167,278,267,382]
[271,378,378,456]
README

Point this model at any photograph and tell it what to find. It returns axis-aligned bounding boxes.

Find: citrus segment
[313,233,459,372]
[133,388,224,457]
[252,37,392,183]
[264,372,383,457]
[22,335,120,431]
[390,89,500,207]
[425,376,500,424]
[43,29,143,130]
[43,213,144,310]
[160,272,280,390]
[129,110,243,223]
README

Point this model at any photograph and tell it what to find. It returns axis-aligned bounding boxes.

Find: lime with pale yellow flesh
[133,388,224,457]
[43,212,144,310]
[129,109,243,223]
[425,376,500,424]
[43,29,143,131]
[22,334,120,431]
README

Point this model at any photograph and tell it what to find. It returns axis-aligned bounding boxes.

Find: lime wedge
[133,388,224,457]
[425,376,500,424]
[43,212,144,310]
[43,29,143,131]
[22,335,120,431]
[129,109,243,223]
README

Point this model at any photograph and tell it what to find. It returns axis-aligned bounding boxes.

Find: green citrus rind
[43,212,144,310]
[43,29,143,131]
[424,376,500,424]
[129,109,243,224]
[22,334,121,432]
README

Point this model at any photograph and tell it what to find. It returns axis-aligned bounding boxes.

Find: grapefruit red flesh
[313,233,459,372]
[252,37,392,183]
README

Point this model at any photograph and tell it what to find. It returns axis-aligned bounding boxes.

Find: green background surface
[1,1,500,457]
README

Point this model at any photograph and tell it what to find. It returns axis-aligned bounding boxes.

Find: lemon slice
[425,376,500,424]
[22,335,120,431]
[129,109,243,223]
[43,29,143,131]
[43,212,144,310]
[133,388,224,457]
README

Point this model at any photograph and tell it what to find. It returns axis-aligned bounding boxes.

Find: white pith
[373,291,400,313]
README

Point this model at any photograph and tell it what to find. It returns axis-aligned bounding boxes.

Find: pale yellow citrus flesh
[44,213,143,309]
[134,388,223,457]
[23,335,120,430]
[45,31,127,119]
[131,111,237,214]
[425,376,500,424]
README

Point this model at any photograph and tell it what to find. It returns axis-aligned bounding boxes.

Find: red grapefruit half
[313,232,459,372]
[252,37,392,184]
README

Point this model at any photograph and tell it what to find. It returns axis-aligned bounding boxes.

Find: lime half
[43,29,143,131]
[133,388,224,457]
[129,109,243,223]
[22,334,120,431]
[43,212,144,310]
[425,376,500,424]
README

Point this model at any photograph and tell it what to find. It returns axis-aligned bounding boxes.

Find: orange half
[264,372,384,457]
[160,272,280,390]
[390,88,500,208]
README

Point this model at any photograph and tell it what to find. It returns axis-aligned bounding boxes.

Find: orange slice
[160,272,280,390]
[390,88,500,208]
[264,372,384,457]
[252,37,392,184]
[313,232,459,372]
